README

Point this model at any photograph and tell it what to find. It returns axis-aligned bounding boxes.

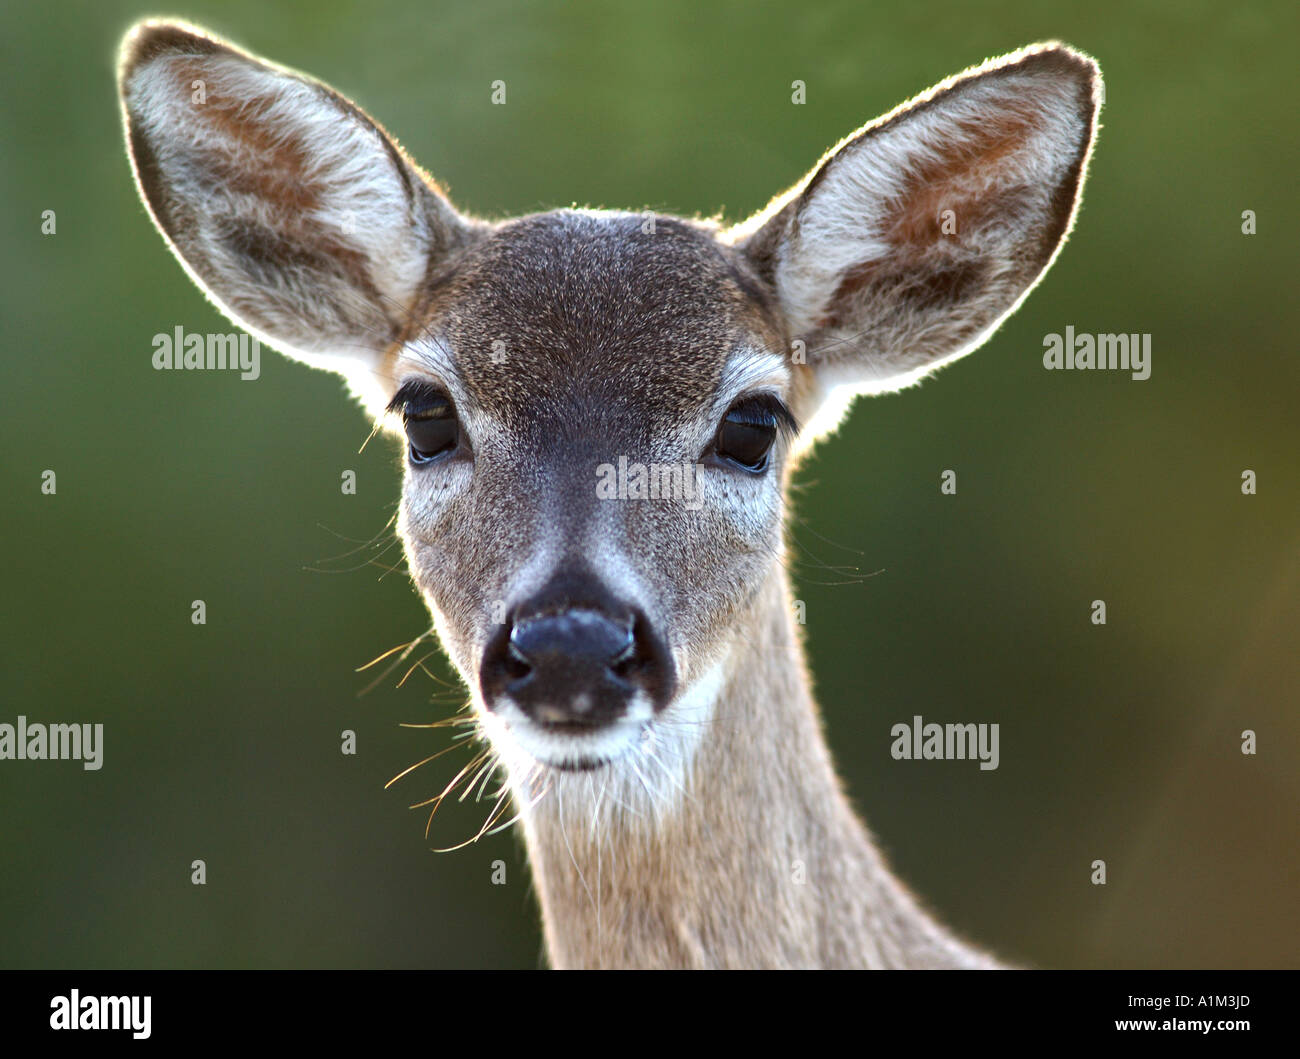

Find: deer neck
[516,566,989,969]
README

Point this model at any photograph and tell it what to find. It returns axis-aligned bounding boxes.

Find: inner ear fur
[733,43,1101,398]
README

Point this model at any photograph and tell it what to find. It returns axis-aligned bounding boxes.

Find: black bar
[0,970,1289,1046]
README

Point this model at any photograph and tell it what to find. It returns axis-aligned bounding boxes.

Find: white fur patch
[483,653,729,832]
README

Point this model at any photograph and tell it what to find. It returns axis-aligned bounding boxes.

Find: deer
[118,20,1101,969]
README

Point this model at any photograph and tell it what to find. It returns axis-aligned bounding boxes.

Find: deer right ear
[118,20,476,412]
[732,43,1100,433]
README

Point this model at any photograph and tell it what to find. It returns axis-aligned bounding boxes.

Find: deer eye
[390,382,461,465]
[713,396,793,473]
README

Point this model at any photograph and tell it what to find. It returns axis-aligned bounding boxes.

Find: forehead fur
[418,210,786,439]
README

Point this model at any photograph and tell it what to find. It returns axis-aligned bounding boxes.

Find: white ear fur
[733,43,1101,432]
[119,21,474,412]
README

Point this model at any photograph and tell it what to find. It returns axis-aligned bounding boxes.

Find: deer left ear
[733,43,1101,413]
[118,20,477,413]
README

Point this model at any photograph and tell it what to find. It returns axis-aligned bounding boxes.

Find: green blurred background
[2,0,1296,968]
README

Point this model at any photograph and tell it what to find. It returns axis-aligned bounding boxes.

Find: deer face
[391,211,795,771]
[120,21,1098,786]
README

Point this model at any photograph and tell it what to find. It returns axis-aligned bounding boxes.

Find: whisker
[385,742,466,790]
[357,637,425,672]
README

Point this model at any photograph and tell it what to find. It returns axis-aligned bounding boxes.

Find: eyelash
[728,393,798,436]
[387,379,446,418]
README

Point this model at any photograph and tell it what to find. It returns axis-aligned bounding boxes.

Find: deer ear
[118,21,476,411]
[733,44,1100,423]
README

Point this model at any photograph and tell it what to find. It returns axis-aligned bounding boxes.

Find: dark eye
[713,397,790,473]
[390,383,461,465]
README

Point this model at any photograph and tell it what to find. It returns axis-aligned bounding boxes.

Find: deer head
[120,21,1099,967]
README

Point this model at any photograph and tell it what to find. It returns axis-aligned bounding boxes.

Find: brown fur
[527,572,998,968]
[118,21,1101,969]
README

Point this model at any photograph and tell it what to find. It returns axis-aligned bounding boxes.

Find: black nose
[480,579,673,728]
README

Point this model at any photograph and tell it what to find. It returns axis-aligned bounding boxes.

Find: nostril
[608,628,637,679]
[504,640,532,682]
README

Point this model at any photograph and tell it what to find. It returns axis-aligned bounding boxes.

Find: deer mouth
[474,689,655,774]
[547,755,614,774]
[499,710,651,773]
